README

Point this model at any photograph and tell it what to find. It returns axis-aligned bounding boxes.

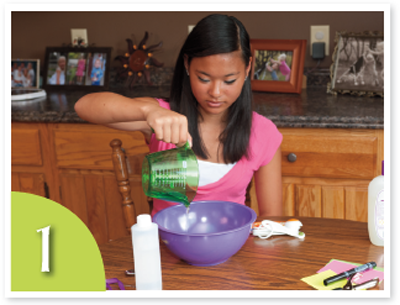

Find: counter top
[11,86,384,129]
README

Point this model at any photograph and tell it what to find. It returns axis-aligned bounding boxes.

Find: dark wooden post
[110,139,136,233]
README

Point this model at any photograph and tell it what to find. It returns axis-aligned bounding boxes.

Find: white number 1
[37,225,50,272]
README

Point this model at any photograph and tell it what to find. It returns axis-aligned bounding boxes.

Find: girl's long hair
[169,14,253,164]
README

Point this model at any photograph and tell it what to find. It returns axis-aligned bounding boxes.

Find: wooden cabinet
[12,122,150,245]
[248,128,383,222]
[279,128,383,222]
[12,122,384,245]
[53,123,150,245]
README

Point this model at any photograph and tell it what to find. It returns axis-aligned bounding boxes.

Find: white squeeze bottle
[368,160,384,247]
[131,214,162,290]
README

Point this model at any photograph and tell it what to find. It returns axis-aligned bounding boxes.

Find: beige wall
[12,11,383,71]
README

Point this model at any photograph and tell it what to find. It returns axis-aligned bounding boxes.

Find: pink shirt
[279,60,291,75]
[149,99,283,216]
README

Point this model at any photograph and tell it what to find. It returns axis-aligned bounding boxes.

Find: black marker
[323,262,377,286]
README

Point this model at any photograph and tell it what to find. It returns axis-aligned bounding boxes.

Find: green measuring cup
[141,142,199,207]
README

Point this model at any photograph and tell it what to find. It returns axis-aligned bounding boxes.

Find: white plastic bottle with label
[131,214,162,289]
[368,161,384,247]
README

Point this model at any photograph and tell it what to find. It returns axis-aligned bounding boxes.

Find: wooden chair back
[110,139,152,234]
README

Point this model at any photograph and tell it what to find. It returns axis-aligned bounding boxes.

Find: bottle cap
[137,214,152,228]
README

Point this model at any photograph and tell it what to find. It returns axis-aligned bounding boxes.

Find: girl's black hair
[169,14,253,163]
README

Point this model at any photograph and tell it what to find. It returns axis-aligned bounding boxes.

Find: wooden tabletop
[99,216,384,290]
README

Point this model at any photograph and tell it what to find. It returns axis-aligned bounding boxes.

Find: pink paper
[317,260,356,274]
[317,260,384,284]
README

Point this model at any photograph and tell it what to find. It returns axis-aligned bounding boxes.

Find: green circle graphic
[11,192,106,291]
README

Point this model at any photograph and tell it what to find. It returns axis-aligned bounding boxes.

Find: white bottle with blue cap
[368,161,384,247]
[131,214,162,289]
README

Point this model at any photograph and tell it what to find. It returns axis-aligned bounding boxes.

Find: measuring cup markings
[141,143,198,208]
[151,166,188,190]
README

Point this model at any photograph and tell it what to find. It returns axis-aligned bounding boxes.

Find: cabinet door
[12,172,47,197]
[52,123,151,244]
[281,178,368,222]
[322,186,345,219]
[58,169,151,245]
[249,128,382,222]
[53,124,148,170]
[11,122,56,200]
[281,128,382,222]
[296,184,322,217]
[59,170,127,245]
[12,128,43,166]
[280,128,382,180]
[345,187,368,222]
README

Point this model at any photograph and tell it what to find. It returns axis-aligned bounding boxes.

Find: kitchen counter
[11,86,384,129]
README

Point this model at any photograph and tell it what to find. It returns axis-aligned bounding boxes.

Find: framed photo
[71,28,88,47]
[43,47,111,91]
[327,31,384,97]
[11,59,40,89]
[250,39,306,94]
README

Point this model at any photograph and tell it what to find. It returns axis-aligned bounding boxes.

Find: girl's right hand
[146,107,192,148]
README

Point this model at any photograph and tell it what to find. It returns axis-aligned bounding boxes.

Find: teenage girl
[75,14,283,217]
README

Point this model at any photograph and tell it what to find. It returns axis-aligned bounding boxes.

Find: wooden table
[99,217,384,290]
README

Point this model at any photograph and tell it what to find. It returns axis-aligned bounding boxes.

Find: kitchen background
[12,11,384,74]
[11,10,385,246]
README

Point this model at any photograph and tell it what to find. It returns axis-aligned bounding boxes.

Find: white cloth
[197,159,236,187]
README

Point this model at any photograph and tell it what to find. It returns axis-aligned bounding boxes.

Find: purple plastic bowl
[152,201,257,266]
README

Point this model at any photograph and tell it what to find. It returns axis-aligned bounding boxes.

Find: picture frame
[43,47,111,91]
[71,28,88,47]
[250,39,306,94]
[327,31,384,97]
[11,59,40,89]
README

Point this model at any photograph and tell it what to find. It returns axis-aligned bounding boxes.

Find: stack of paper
[301,259,384,290]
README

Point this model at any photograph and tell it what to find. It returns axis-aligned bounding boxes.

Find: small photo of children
[47,52,68,85]
[85,52,107,86]
[11,59,39,88]
[67,52,87,85]
[253,50,293,82]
